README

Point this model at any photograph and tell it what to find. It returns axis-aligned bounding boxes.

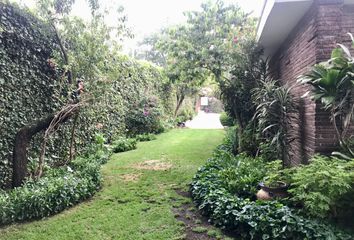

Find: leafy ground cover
[190,143,354,239]
[0,129,225,240]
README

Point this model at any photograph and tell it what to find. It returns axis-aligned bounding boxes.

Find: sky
[14,0,264,52]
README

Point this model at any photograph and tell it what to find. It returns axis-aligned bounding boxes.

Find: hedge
[0,152,107,225]
[0,1,173,188]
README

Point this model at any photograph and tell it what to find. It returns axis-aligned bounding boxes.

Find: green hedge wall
[0,2,173,188]
[0,1,63,188]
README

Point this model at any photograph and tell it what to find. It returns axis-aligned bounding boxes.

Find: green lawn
[0,129,224,240]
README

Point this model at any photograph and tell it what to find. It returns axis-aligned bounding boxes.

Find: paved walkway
[185,111,224,129]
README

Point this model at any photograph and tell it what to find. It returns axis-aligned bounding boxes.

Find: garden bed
[190,146,354,239]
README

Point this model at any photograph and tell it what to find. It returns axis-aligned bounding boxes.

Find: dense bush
[112,137,137,153]
[0,152,104,225]
[176,99,196,124]
[125,96,166,136]
[286,155,354,219]
[191,147,353,239]
[220,154,269,199]
[135,134,157,142]
[238,123,260,157]
[219,112,234,127]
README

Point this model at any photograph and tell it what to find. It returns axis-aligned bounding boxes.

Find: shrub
[112,137,137,153]
[299,35,354,158]
[287,155,354,219]
[191,147,353,239]
[258,140,279,162]
[135,133,157,142]
[176,107,195,123]
[239,123,260,156]
[0,153,103,225]
[125,96,165,135]
[222,126,239,155]
[219,154,268,199]
[252,79,297,162]
[219,112,234,127]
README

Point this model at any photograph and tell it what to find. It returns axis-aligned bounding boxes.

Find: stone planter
[257,181,289,200]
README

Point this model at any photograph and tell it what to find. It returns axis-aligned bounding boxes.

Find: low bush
[191,147,353,239]
[135,133,157,142]
[176,108,195,123]
[219,154,269,199]
[286,155,354,219]
[0,153,103,225]
[219,112,233,127]
[112,137,137,153]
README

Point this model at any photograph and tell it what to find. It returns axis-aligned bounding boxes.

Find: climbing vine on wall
[0,1,173,188]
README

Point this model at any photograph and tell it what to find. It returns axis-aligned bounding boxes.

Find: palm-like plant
[299,33,354,158]
[252,79,297,164]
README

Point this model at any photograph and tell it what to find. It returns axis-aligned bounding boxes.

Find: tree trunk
[174,94,185,118]
[12,115,54,187]
[51,23,72,84]
[12,104,79,187]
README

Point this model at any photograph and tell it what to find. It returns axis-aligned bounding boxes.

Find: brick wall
[268,0,354,165]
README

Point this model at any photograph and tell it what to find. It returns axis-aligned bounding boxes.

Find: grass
[191,226,208,233]
[0,129,224,240]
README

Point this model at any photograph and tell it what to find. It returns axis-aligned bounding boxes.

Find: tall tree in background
[183,0,263,143]
[157,25,207,117]
[137,29,168,67]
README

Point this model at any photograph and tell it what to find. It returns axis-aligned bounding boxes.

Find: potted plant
[258,181,289,199]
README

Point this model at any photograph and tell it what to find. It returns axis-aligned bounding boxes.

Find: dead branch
[36,101,85,178]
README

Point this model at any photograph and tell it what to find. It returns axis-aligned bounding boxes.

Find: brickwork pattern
[268,0,354,165]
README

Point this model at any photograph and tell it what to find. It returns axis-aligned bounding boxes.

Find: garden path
[185,111,224,129]
[0,129,228,240]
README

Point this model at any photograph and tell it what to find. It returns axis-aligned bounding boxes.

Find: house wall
[268,0,354,165]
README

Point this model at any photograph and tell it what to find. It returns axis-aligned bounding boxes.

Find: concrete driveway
[185,111,224,129]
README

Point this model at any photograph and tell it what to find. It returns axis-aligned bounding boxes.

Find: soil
[131,160,172,171]
[172,190,238,240]
[119,173,142,182]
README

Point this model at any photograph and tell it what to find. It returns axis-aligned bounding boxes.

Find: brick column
[314,0,344,154]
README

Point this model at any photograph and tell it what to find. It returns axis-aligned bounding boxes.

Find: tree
[184,0,255,81]
[137,30,168,67]
[157,25,207,117]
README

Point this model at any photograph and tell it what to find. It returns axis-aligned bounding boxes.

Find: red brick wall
[268,0,354,165]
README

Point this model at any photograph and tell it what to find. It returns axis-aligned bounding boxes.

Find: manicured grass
[0,129,224,240]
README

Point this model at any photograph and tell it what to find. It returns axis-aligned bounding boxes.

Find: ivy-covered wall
[0,2,173,188]
[0,2,62,188]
